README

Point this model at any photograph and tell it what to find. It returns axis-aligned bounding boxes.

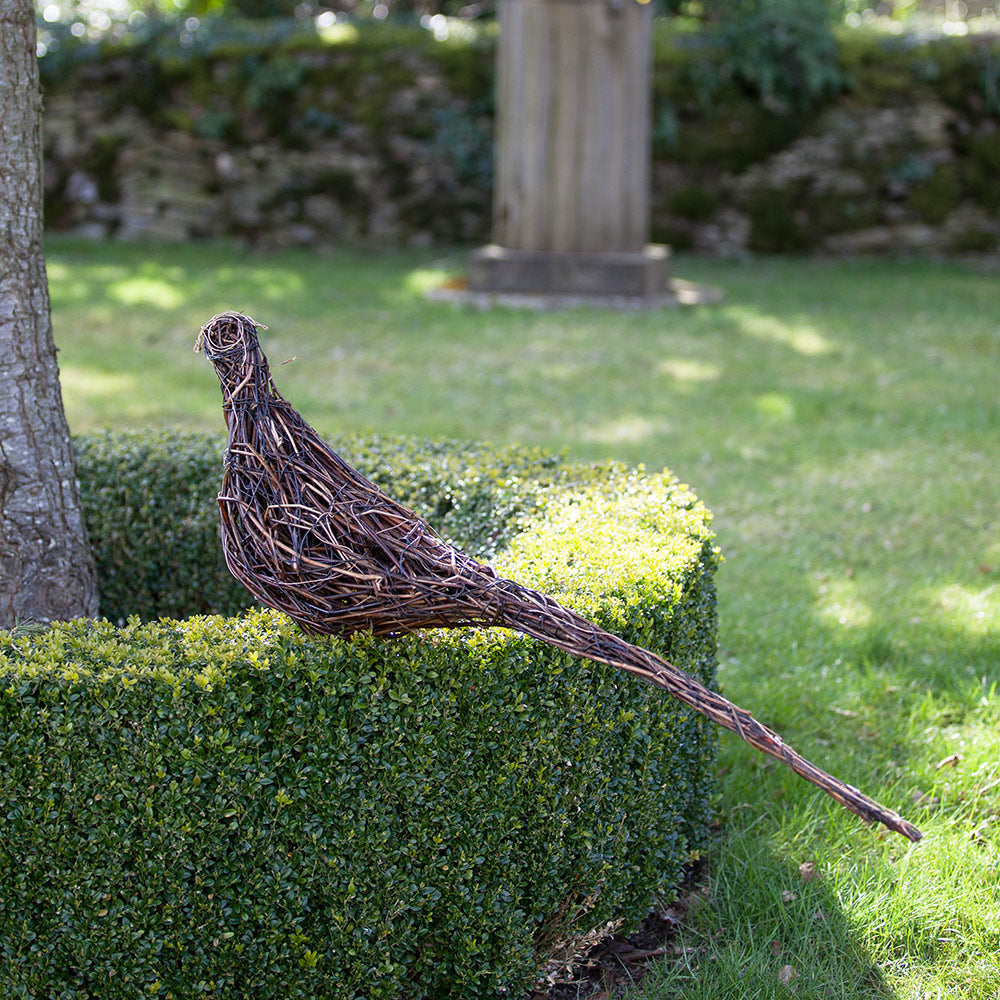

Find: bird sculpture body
[196,311,921,842]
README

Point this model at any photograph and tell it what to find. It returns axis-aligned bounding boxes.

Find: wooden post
[469,0,669,297]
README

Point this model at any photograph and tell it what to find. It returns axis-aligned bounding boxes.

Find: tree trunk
[0,0,98,626]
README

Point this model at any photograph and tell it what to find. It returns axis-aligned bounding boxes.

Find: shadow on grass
[621,833,893,1000]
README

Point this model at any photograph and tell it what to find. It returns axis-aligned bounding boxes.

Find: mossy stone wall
[41,21,1000,254]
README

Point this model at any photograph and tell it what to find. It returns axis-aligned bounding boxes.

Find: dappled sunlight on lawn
[753,390,796,421]
[212,264,306,302]
[536,361,581,382]
[926,581,999,639]
[724,305,837,356]
[847,816,1000,996]
[403,267,453,295]
[47,261,135,305]
[108,276,185,309]
[814,577,874,630]
[60,366,138,403]
[59,356,222,432]
[657,357,722,384]
[581,414,674,447]
[714,427,999,706]
[58,365,194,429]
[47,244,309,316]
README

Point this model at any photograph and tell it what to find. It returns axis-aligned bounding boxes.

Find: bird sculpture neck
[195,311,283,414]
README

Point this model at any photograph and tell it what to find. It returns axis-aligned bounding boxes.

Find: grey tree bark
[0,0,98,626]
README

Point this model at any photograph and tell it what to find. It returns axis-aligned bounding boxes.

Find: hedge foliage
[1,445,719,999]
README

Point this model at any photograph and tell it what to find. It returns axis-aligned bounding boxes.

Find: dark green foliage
[225,0,300,17]
[667,185,720,222]
[75,430,246,622]
[706,0,845,115]
[0,468,719,999]
[429,103,494,188]
[650,32,812,170]
[909,162,964,224]
[957,129,1000,212]
[945,221,999,254]
[744,184,814,253]
[836,29,1000,114]
[742,179,885,252]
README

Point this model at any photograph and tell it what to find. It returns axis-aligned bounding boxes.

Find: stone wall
[41,24,1000,255]
[655,101,1000,256]
[42,28,495,248]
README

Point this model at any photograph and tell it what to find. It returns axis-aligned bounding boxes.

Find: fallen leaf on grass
[781,890,798,903]
[935,754,962,769]
[683,886,711,911]
[769,940,783,957]
[778,964,799,985]
[798,861,816,882]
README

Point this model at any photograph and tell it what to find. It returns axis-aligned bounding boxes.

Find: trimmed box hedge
[1,433,719,998]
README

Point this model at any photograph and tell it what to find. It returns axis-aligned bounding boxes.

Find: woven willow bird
[196,311,921,842]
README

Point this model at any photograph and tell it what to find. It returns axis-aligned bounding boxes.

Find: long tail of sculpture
[495,579,923,842]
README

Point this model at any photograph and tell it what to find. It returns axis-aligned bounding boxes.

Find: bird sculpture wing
[196,311,921,842]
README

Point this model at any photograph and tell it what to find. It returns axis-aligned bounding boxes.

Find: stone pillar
[468,0,669,297]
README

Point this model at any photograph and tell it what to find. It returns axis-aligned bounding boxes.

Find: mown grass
[47,238,1000,999]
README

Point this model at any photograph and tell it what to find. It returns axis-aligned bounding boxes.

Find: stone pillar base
[467,243,671,298]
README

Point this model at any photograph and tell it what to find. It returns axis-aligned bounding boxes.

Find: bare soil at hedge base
[526,864,708,1000]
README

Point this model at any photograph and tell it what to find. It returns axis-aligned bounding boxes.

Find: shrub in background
[707,0,844,114]
[0,467,719,999]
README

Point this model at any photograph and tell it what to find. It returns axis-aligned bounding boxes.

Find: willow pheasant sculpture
[195,311,921,842]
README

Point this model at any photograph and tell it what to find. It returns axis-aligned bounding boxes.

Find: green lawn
[47,238,1000,999]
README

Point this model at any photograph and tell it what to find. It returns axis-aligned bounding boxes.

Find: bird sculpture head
[194,311,274,408]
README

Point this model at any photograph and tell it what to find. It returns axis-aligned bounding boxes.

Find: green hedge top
[1,436,719,1000]
[496,468,714,618]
